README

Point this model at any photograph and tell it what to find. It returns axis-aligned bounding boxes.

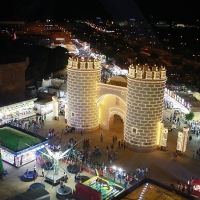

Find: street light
[168,46,174,55]
[164,38,169,43]
[117,49,119,62]
[119,168,122,184]
[180,43,186,53]
[113,166,116,181]
[193,54,200,62]
[96,39,98,48]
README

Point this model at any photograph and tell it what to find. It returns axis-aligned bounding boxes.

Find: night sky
[0,0,199,23]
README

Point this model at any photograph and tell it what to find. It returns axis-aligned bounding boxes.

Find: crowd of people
[8,114,47,135]
[170,178,197,195]
[192,148,200,160]
[5,110,197,197]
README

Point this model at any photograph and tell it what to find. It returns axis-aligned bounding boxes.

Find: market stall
[164,90,190,114]
[34,100,53,115]
[0,99,37,125]
[0,124,48,167]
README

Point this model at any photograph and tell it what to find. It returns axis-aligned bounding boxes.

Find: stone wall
[67,57,101,131]
[125,65,167,152]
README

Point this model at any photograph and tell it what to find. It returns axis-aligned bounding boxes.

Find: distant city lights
[85,21,114,33]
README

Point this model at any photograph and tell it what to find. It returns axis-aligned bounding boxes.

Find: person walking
[106,146,109,154]
[33,165,36,173]
[42,168,44,177]
[100,134,103,142]
[65,174,68,183]
[33,173,36,182]
[26,169,29,176]
[189,135,192,143]
[118,141,121,149]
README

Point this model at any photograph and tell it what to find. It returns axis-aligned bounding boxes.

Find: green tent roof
[0,127,42,152]
[0,153,4,173]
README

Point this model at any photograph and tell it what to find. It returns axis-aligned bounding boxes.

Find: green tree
[132,45,141,54]
[185,112,194,121]
[171,58,182,66]
[150,52,159,59]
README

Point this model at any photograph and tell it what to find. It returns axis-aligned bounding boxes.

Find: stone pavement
[1,110,200,199]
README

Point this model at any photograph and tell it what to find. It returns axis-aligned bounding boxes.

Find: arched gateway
[66,56,167,152]
[109,114,124,134]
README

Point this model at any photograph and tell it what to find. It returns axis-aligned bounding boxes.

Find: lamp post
[96,39,98,48]
[180,42,186,51]
[168,47,174,55]
[193,54,200,62]
[113,166,116,181]
[84,33,86,41]
[119,168,122,184]
[112,166,123,184]
[117,49,119,63]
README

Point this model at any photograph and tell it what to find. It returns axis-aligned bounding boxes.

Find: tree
[185,112,194,121]
[150,52,159,59]
[171,58,182,66]
[132,45,141,54]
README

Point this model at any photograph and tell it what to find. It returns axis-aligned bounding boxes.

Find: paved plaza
[0,109,200,199]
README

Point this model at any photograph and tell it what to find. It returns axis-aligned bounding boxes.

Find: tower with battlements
[67,57,101,131]
[124,64,167,152]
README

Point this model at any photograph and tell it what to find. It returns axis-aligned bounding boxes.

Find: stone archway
[109,114,124,134]
[97,93,126,130]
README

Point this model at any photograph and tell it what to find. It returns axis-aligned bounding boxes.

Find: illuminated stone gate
[66,56,167,152]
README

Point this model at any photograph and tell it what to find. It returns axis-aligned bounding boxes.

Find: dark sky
[0,0,199,23]
[134,0,200,23]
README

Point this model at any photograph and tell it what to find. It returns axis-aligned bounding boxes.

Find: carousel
[38,138,83,185]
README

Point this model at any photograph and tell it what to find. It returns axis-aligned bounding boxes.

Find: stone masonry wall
[67,68,101,130]
[125,78,166,150]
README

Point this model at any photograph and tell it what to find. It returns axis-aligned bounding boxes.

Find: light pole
[117,49,119,63]
[168,47,174,55]
[96,39,98,48]
[84,33,86,41]
[193,54,200,62]
[181,42,186,49]
[119,168,122,184]
[113,166,116,181]
[164,38,169,44]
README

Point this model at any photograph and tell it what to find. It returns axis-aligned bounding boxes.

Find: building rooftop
[0,126,44,152]
[176,92,200,112]
[107,75,127,87]
[117,178,194,200]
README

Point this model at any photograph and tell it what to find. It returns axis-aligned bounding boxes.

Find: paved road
[1,110,200,199]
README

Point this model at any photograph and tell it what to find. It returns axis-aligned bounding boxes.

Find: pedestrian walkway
[1,110,200,199]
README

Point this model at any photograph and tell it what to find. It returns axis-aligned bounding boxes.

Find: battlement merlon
[67,57,101,70]
[128,64,167,80]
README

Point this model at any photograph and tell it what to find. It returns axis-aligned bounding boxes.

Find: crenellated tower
[124,64,167,152]
[67,56,101,131]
